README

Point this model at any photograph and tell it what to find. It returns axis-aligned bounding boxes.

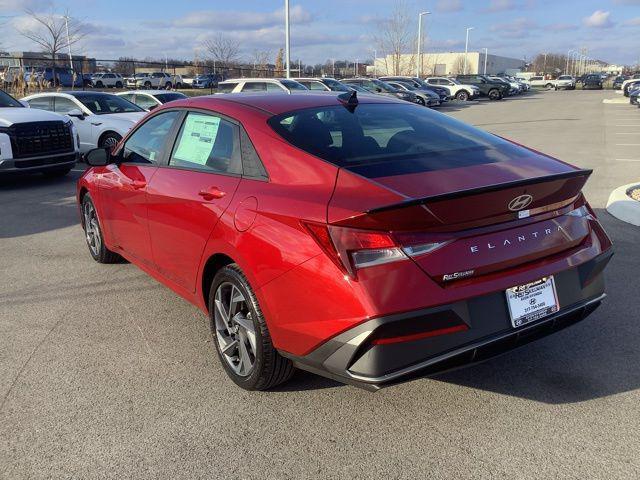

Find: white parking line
[615,158,640,162]
[615,132,640,135]
[616,144,640,146]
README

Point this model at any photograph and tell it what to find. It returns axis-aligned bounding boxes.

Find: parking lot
[1,90,639,479]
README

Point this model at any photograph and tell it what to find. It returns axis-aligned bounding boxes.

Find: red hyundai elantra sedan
[77,91,612,390]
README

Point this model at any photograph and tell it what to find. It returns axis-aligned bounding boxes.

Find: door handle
[91,122,102,126]
[198,187,226,200]
[131,180,147,190]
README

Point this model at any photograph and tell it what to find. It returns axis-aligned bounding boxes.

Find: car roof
[219,78,291,84]
[117,90,170,96]
[167,92,403,115]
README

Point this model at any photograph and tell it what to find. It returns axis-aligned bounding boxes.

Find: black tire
[99,132,122,150]
[209,264,295,391]
[96,81,104,88]
[42,166,72,178]
[545,83,554,90]
[115,81,123,88]
[81,194,122,264]
[456,90,469,101]
[488,88,501,100]
[416,97,426,106]
[164,81,172,90]
[144,81,152,88]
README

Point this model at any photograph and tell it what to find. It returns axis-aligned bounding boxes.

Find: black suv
[454,74,510,100]
[582,74,603,90]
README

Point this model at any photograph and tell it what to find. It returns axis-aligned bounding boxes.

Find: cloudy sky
[0,0,638,65]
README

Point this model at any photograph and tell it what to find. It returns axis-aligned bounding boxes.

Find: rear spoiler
[366,169,592,214]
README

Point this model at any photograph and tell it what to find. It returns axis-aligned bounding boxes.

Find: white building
[370,51,525,77]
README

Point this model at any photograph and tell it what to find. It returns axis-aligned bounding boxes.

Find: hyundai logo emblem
[508,194,533,211]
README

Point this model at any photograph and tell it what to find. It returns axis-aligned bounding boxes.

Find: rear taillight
[303,223,407,278]
[303,223,452,278]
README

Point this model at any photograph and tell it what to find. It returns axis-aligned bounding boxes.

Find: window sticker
[173,114,221,165]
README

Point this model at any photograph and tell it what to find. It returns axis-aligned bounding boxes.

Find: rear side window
[218,82,238,93]
[268,103,533,177]
[169,112,241,175]
[242,82,266,92]
[26,97,53,111]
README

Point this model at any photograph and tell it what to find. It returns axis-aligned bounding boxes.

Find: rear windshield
[73,93,144,114]
[268,103,530,176]
[155,93,187,103]
[281,79,307,91]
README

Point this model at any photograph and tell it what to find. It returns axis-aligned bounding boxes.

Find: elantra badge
[508,194,533,211]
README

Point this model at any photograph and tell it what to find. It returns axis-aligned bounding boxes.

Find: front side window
[307,81,328,91]
[169,112,241,175]
[155,93,187,103]
[54,97,80,113]
[73,93,144,114]
[122,111,181,164]
[135,95,159,110]
[268,103,538,177]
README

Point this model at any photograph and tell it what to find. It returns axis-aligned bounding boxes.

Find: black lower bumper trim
[280,253,611,390]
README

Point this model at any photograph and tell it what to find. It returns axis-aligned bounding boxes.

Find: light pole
[416,11,431,78]
[483,47,488,74]
[463,27,474,75]
[284,0,291,78]
[63,15,72,71]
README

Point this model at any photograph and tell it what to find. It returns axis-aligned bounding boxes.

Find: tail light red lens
[303,222,407,278]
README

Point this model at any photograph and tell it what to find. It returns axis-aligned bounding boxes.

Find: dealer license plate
[505,277,559,328]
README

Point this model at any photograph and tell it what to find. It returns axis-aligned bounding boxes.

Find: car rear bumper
[280,250,612,390]
[0,151,78,173]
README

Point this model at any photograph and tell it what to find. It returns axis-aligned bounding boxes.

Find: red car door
[146,111,242,292]
[99,110,182,266]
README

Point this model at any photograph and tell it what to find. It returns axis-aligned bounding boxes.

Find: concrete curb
[606,183,640,226]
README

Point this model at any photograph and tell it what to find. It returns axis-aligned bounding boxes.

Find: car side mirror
[67,108,85,119]
[85,147,110,166]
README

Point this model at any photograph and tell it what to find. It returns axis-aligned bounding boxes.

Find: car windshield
[323,79,351,92]
[369,79,396,93]
[0,90,22,108]
[280,79,308,91]
[72,93,144,114]
[268,103,531,174]
[154,93,187,103]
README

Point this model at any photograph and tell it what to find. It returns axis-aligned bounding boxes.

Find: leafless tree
[450,55,466,75]
[204,33,241,67]
[275,48,284,75]
[371,0,416,76]
[251,49,271,77]
[18,9,87,66]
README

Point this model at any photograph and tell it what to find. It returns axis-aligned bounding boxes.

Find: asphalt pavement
[1,90,638,479]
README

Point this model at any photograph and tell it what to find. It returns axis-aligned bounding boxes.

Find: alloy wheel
[214,282,257,377]
[102,135,120,149]
[83,201,102,256]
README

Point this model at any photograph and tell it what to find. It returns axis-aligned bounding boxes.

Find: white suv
[217,78,308,94]
[0,89,79,176]
[91,73,124,89]
[133,72,183,90]
[425,77,480,101]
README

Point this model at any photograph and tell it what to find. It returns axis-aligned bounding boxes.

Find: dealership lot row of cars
[0,73,540,176]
